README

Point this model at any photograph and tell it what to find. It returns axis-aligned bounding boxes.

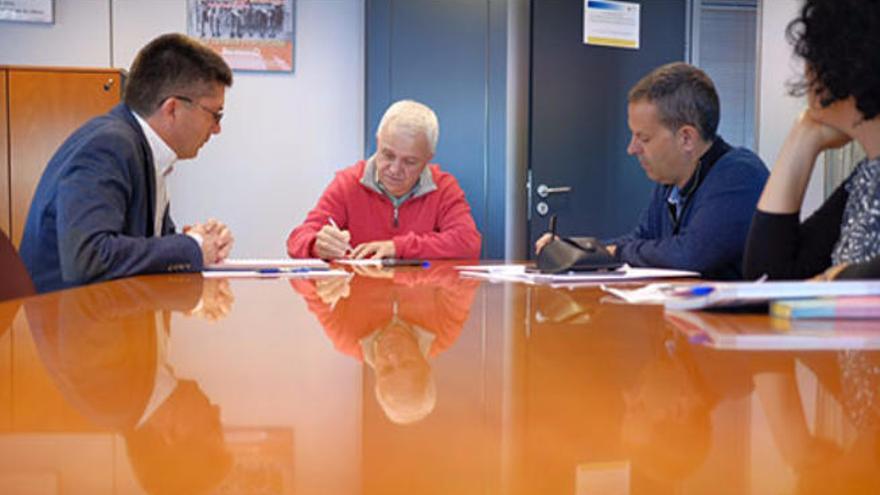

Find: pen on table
[666,285,714,297]
[257,267,330,274]
[327,216,353,256]
[381,259,430,268]
[688,332,712,345]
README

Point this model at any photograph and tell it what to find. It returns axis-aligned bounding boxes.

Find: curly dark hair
[787,0,880,120]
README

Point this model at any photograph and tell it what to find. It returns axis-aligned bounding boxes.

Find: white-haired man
[287,100,481,259]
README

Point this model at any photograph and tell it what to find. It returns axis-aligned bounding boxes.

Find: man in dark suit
[20,33,235,293]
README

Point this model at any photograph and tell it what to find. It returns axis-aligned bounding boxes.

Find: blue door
[528,0,688,252]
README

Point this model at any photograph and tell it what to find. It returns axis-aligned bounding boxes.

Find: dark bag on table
[536,236,623,274]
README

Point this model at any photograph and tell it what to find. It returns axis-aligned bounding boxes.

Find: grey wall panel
[366,0,508,258]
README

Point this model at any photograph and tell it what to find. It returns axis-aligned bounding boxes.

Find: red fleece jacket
[286,160,481,259]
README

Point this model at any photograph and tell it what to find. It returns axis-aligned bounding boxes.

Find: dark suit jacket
[20,104,203,293]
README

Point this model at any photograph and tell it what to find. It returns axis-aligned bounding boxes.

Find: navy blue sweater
[605,138,769,280]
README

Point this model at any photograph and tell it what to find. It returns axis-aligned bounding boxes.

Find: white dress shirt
[132,111,177,238]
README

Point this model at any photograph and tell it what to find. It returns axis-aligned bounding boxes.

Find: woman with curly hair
[743,0,880,280]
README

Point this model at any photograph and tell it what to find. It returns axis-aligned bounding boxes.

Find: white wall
[757,0,824,217]
[0,0,111,66]
[0,0,365,258]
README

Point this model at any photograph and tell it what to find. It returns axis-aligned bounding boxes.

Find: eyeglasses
[168,95,224,124]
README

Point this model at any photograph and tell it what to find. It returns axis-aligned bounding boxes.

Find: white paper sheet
[205,258,328,271]
[202,268,349,279]
[457,264,697,286]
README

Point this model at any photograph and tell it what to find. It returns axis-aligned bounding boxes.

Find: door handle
[536,184,572,198]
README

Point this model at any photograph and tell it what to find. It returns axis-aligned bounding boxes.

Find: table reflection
[291,264,479,424]
[2,270,880,494]
[663,310,880,493]
[619,328,751,490]
[24,275,233,495]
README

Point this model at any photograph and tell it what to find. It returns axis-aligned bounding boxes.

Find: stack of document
[456,264,698,287]
[770,296,880,319]
[604,280,880,310]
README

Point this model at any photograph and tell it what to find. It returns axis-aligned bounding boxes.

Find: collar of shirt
[676,136,731,198]
[666,185,684,219]
[360,156,438,207]
[132,110,178,179]
[664,136,731,225]
[136,312,178,428]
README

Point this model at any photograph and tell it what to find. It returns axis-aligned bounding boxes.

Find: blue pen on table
[688,332,712,345]
[665,285,715,297]
[380,259,430,268]
[257,267,330,274]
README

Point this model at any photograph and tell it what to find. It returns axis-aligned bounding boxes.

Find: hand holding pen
[314,216,353,260]
[534,214,558,255]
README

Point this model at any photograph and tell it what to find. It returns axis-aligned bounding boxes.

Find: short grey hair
[628,62,719,142]
[376,99,439,154]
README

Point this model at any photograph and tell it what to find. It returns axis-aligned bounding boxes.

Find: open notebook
[604,280,880,310]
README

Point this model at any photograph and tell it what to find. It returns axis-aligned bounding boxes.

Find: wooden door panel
[9,69,121,247]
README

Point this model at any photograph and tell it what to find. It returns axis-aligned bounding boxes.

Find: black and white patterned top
[832,157,880,265]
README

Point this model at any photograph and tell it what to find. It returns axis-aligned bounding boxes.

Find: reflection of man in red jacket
[286,100,481,261]
[291,265,479,423]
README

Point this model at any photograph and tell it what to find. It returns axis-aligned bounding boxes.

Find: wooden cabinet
[1,67,123,246]
[0,71,8,237]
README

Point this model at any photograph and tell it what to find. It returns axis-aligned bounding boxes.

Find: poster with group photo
[187,0,295,73]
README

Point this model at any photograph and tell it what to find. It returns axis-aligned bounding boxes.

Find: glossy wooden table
[0,262,878,494]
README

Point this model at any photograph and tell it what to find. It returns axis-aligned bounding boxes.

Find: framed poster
[0,0,54,24]
[187,0,296,73]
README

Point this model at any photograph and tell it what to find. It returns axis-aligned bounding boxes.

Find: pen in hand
[327,217,353,257]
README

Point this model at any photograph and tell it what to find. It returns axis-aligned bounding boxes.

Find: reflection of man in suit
[291,265,479,424]
[0,299,23,347]
[26,275,233,495]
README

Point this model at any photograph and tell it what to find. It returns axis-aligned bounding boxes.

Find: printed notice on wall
[0,0,54,23]
[583,0,640,49]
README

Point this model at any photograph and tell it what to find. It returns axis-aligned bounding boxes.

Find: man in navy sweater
[536,62,768,280]
[20,34,235,292]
